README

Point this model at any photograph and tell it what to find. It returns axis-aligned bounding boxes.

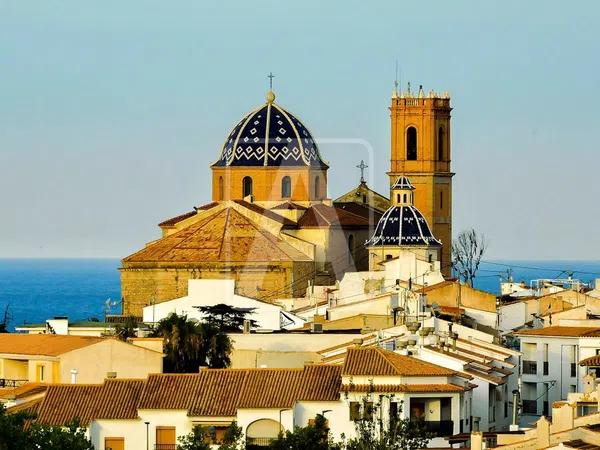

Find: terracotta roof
[560,440,600,450]
[271,201,308,210]
[332,202,383,221]
[124,207,311,264]
[515,326,600,337]
[6,397,42,428]
[138,373,202,410]
[580,355,600,366]
[297,204,371,228]
[189,370,248,416]
[343,347,456,377]
[340,383,466,393]
[237,369,305,409]
[233,200,296,226]
[0,334,104,357]
[159,211,196,227]
[35,379,144,426]
[0,383,48,401]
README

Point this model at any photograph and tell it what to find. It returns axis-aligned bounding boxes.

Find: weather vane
[268,72,275,90]
[357,160,368,183]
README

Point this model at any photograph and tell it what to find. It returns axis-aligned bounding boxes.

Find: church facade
[120,86,454,316]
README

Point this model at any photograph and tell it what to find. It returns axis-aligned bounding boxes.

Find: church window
[243,176,253,197]
[396,194,400,203]
[218,176,224,200]
[314,176,321,199]
[406,126,417,160]
[438,127,445,161]
[403,194,407,203]
[281,176,291,198]
[348,234,355,264]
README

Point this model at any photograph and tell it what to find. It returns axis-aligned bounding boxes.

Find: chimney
[70,369,78,384]
[470,431,483,450]
[510,389,520,431]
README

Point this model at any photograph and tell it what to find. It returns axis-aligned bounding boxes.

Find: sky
[1,1,599,260]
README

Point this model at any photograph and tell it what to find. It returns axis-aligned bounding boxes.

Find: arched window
[314,176,321,199]
[438,127,444,161]
[242,176,253,198]
[348,234,355,264]
[403,194,407,203]
[218,176,224,200]
[281,176,291,198]
[396,193,400,203]
[406,126,417,161]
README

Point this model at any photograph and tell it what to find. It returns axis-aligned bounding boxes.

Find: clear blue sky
[1,1,599,259]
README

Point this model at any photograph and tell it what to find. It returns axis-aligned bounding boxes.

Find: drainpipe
[510,389,520,431]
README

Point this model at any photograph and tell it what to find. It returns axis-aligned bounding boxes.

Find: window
[406,126,417,160]
[403,194,407,203]
[281,176,291,198]
[36,364,45,382]
[390,402,399,422]
[440,191,443,209]
[348,234,355,264]
[349,402,361,421]
[396,193,400,203]
[438,126,444,161]
[314,176,321,199]
[363,402,374,420]
[242,176,253,197]
[156,427,176,449]
[218,176,224,200]
[385,254,393,260]
[105,437,124,450]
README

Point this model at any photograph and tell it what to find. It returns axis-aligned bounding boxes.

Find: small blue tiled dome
[213,94,328,168]
[365,205,441,247]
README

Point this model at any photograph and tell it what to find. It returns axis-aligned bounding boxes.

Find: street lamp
[144,422,149,450]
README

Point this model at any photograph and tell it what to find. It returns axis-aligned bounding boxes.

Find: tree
[195,304,257,331]
[177,422,243,450]
[150,313,232,372]
[344,400,432,450]
[0,406,93,450]
[114,315,138,341]
[28,420,94,450]
[269,414,341,450]
[452,228,487,287]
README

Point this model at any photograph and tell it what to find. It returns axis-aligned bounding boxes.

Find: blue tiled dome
[213,96,327,168]
[365,205,441,247]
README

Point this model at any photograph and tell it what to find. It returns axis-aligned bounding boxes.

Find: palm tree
[150,313,232,372]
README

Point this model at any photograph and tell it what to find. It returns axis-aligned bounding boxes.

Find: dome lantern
[391,176,415,206]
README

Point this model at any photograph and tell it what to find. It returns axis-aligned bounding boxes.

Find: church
[120,84,454,316]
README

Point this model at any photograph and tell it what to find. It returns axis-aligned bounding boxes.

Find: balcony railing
[522,400,537,415]
[0,379,28,388]
[154,445,176,450]
[246,437,277,448]
[420,420,454,437]
[523,360,537,375]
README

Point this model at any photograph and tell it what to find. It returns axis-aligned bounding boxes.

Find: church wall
[120,262,312,316]
[211,167,327,203]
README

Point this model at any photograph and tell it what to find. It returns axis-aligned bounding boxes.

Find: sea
[0,259,599,331]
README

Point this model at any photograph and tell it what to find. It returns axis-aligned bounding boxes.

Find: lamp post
[144,422,149,450]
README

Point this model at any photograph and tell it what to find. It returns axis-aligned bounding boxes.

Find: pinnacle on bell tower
[388,85,454,276]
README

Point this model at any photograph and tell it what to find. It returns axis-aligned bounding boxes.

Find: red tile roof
[158,202,219,227]
[0,383,48,401]
[515,326,600,337]
[340,383,466,393]
[297,204,371,228]
[0,334,105,357]
[343,347,457,377]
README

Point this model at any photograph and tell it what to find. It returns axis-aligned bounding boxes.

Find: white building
[514,326,600,425]
[142,279,305,331]
[18,347,472,449]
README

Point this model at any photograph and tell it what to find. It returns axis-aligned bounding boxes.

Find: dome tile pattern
[214,101,327,168]
[391,176,414,190]
[365,205,441,247]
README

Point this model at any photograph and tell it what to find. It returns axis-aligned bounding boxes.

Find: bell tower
[388,85,454,276]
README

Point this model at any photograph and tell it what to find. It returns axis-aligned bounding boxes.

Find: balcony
[154,445,176,450]
[0,379,28,388]
[420,420,454,437]
[246,437,277,448]
[523,360,537,375]
[522,400,537,415]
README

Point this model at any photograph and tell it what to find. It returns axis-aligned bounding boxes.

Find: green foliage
[150,312,232,372]
[177,422,243,450]
[114,315,138,341]
[0,406,93,450]
[344,400,433,450]
[269,415,341,450]
[195,304,257,331]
